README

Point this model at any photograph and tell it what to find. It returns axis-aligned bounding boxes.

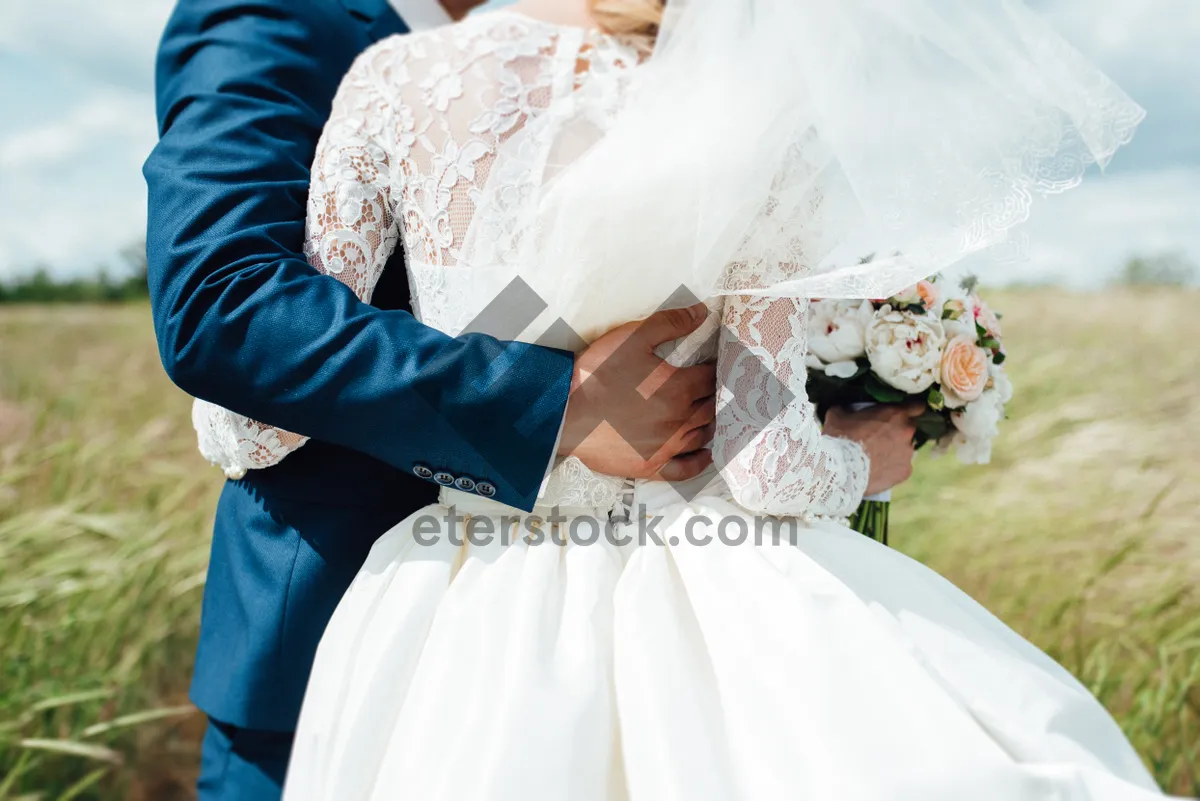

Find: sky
[0,0,1197,285]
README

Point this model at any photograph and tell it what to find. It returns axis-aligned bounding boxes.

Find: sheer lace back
[310,16,645,333]
[192,12,869,519]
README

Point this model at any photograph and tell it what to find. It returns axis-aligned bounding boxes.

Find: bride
[199,0,1176,797]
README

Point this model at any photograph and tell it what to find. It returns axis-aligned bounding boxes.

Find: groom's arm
[143,0,572,511]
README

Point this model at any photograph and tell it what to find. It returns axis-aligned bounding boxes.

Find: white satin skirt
[282,484,1172,800]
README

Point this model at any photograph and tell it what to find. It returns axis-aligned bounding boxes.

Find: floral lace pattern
[537,455,630,511]
[191,12,870,519]
[715,295,869,519]
[193,399,306,479]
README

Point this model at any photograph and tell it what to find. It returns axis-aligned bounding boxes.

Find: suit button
[475,481,496,498]
[434,471,455,486]
[455,476,476,492]
[413,464,434,480]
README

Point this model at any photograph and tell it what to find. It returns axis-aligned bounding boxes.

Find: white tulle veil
[459,0,1144,318]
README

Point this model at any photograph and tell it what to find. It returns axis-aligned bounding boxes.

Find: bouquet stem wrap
[849,402,891,544]
[849,499,890,546]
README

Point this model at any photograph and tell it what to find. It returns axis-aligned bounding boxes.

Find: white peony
[952,390,1003,439]
[955,435,993,465]
[865,307,946,393]
[989,362,1014,404]
[950,389,1005,464]
[806,299,872,379]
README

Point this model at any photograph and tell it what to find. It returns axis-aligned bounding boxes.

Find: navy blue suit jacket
[145,0,573,731]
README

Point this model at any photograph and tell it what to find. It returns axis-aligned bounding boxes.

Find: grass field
[1,294,1198,798]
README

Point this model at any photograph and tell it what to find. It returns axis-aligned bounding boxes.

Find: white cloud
[0,0,1197,281]
[990,166,1200,287]
[0,89,157,278]
[1035,0,1200,170]
[0,0,168,278]
[0,0,174,92]
[0,93,152,171]
[1037,0,1200,66]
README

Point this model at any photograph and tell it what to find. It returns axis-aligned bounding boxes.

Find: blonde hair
[588,0,665,40]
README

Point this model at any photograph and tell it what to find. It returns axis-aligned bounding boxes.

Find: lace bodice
[193,12,868,519]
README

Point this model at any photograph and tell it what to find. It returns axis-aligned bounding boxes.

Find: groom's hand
[559,303,716,482]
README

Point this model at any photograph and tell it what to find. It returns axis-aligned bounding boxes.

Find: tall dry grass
[898,289,1200,792]
[1,306,215,799]
[1,293,1198,798]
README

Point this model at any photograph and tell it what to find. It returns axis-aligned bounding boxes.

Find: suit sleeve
[143,0,572,511]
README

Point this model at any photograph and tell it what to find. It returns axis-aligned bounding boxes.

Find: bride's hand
[823,404,922,496]
[559,303,716,482]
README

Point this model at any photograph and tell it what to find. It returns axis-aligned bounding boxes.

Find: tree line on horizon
[0,247,1195,304]
[0,242,149,304]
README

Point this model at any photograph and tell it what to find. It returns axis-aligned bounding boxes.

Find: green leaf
[864,374,909,404]
[29,688,115,714]
[993,350,1007,365]
[927,388,945,411]
[0,750,36,798]
[980,337,1001,350]
[914,410,951,440]
[18,739,121,764]
[81,704,195,738]
[57,767,110,801]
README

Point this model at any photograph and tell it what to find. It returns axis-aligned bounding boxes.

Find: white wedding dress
[192,12,1173,800]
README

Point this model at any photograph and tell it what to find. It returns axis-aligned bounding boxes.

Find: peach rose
[939,334,990,408]
[916,280,940,313]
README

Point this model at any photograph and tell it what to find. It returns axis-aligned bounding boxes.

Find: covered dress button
[455,476,476,492]
[413,464,434,480]
[434,471,455,486]
[475,481,496,498]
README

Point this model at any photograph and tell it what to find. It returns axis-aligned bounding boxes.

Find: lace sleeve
[714,294,870,519]
[191,48,401,478]
[193,399,310,479]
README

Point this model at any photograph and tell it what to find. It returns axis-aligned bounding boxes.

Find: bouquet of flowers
[806,273,1012,543]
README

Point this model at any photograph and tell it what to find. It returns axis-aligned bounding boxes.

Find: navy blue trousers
[197,718,294,801]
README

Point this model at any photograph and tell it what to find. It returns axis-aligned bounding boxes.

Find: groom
[144,0,717,799]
